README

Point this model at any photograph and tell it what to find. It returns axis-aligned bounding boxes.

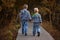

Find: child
[20,4,31,36]
[32,8,42,37]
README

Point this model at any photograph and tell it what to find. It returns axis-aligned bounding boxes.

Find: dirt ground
[42,21,60,40]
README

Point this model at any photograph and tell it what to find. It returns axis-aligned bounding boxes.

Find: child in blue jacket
[20,4,31,36]
[32,8,42,37]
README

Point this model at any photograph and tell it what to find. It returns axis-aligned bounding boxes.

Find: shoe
[25,33,27,36]
[37,32,40,37]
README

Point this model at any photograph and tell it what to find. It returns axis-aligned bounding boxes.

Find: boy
[32,8,42,37]
[20,4,31,36]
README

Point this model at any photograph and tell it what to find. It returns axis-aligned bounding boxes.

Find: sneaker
[37,32,40,37]
[25,33,27,36]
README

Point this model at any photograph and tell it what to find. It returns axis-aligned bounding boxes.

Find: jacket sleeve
[28,11,32,20]
[39,14,42,23]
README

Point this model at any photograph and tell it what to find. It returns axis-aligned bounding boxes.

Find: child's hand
[29,19,31,21]
[28,19,32,22]
[31,20,34,23]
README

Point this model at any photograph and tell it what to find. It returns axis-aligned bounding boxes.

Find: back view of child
[32,8,42,37]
